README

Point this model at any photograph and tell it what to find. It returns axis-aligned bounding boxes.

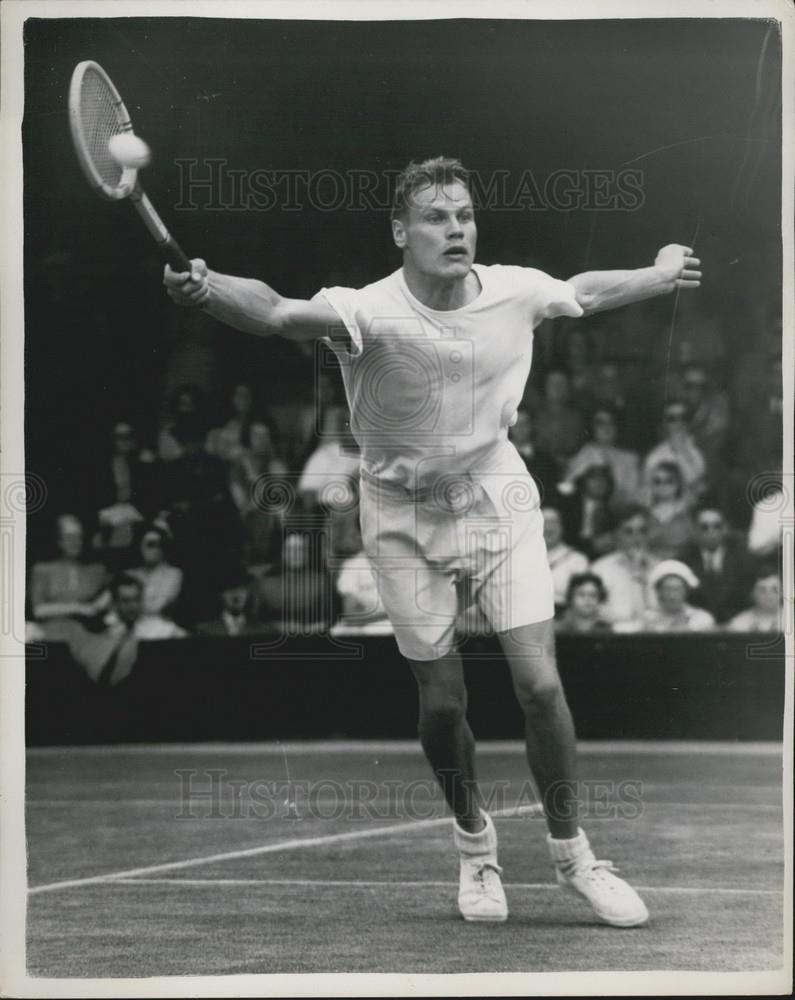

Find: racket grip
[161,237,192,275]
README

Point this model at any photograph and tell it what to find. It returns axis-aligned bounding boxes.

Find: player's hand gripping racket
[68,60,191,273]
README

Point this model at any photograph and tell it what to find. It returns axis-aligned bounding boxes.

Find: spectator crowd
[26,317,785,685]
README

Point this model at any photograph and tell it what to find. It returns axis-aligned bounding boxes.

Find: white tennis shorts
[358,463,554,661]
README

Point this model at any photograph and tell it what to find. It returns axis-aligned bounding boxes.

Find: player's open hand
[163,258,210,306]
[654,244,702,289]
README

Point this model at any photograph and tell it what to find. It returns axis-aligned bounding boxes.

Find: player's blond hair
[391,156,470,221]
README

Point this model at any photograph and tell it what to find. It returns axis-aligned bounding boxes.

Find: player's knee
[513,673,565,716]
[418,687,467,732]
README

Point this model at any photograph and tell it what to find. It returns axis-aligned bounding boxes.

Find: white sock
[454,811,497,857]
[546,827,592,869]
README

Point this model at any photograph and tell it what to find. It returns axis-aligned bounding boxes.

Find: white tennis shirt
[321,263,583,491]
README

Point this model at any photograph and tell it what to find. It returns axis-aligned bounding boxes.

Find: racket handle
[129,184,192,274]
[161,237,192,275]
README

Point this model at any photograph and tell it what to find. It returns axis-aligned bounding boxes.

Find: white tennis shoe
[454,812,508,923]
[548,829,649,928]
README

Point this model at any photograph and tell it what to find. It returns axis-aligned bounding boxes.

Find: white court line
[27,804,544,895]
[25,739,784,758]
[77,877,786,898]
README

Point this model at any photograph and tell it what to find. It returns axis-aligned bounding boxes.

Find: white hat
[649,559,700,590]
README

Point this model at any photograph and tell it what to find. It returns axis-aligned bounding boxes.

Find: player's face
[394,181,476,279]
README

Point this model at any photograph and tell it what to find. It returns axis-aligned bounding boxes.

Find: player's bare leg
[409,651,508,921]
[499,618,648,927]
[497,618,579,838]
[408,652,482,831]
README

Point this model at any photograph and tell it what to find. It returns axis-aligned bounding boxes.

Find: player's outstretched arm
[568,244,701,315]
[163,259,339,341]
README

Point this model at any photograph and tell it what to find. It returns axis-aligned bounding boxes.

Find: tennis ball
[108,132,151,169]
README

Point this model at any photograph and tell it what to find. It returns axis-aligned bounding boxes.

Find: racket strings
[79,68,126,190]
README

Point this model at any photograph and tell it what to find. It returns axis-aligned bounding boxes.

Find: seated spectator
[543,507,589,612]
[331,533,392,635]
[680,504,755,623]
[195,568,260,636]
[646,461,696,559]
[560,463,616,561]
[591,505,658,624]
[680,364,730,481]
[128,525,183,620]
[560,327,598,404]
[161,414,243,620]
[508,408,561,507]
[556,572,612,634]
[157,383,208,463]
[92,421,159,563]
[229,418,289,567]
[643,401,706,502]
[532,369,585,468]
[256,531,332,633]
[563,406,641,505]
[229,419,289,514]
[727,568,784,633]
[297,405,360,513]
[619,560,715,633]
[29,514,110,637]
[205,381,256,463]
[68,573,186,686]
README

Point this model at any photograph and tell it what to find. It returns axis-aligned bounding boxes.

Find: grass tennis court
[26,741,784,977]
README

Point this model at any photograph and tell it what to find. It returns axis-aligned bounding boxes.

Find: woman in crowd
[542,507,589,614]
[157,383,208,463]
[727,568,784,633]
[556,572,612,634]
[645,460,696,559]
[620,559,715,633]
[643,400,707,501]
[29,513,110,637]
[564,406,641,505]
[205,380,256,463]
[128,524,183,621]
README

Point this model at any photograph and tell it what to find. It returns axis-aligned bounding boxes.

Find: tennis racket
[68,60,191,273]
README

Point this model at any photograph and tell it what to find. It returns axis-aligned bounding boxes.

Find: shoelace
[575,859,623,891]
[470,861,504,893]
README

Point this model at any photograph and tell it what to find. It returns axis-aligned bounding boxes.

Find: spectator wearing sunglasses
[563,406,641,505]
[645,461,696,559]
[679,504,755,623]
[128,525,183,621]
[643,401,706,502]
[680,365,730,482]
[591,505,658,624]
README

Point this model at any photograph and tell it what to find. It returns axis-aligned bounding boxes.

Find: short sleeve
[522,268,585,326]
[319,286,364,356]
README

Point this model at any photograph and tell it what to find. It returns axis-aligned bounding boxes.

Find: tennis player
[164,157,701,927]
